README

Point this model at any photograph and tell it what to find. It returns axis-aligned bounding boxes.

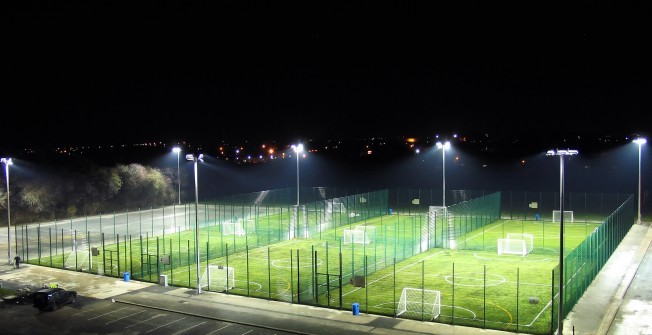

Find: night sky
[3,1,651,148]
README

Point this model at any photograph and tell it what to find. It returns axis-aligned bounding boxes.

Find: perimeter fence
[15,188,635,335]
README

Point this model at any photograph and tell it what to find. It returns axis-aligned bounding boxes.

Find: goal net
[200,265,235,292]
[355,225,376,243]
[328,200,346,214]
[497,236,533,257]
[552,210,574,223]
[64,239,89,270]
[222,221,246,236]
[343,229,371,245]
[397,288,441,320]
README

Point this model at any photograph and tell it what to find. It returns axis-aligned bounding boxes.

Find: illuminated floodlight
[185,152,204,294]
[1,157,13,265]
[634,138,647,225]
[291,144,304,206]
[546,148,578,335]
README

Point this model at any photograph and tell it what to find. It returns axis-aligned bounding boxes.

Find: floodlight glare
[546,148,578,335]
[1,157,13,265]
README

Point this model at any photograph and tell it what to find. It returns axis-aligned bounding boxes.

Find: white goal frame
[552,210,574,223]
[200,265,235,292]
[497,238,530,256]
[64,249,89,270]
[343,229,371,245]
[396,287,441,320]
[222,221,246,236]
[355,225,376,243]
[507,233,534,253]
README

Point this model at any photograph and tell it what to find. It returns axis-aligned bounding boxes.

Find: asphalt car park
[1,295,297,335]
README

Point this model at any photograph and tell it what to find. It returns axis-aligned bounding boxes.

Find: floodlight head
[634,138,647,145]
[185,154,204,162]
[292,143,304,153]
[546,149,578,156]
[436,141,450,150]
[1,158,12,166]
[172,147,181,153]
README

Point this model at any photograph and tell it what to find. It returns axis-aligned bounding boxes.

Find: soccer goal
[222,221,246,236]
[552,210,574,223]
[200,265,235,292]
[64,238,90,270]
[330,200,347,214]
[355,225,376,243]
[343,229,371,245]
[497,234,534,257]
[64,249,89,270]
[396,288,441,320]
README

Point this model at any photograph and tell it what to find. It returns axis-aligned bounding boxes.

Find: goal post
[396,288,441,320]
[552,210,574,223]
[222,221,246,236]
[507,233,534,253]
[200,265,235,292]
[355,225,376,243]
[497,238,529,256]
[343,229,371,245]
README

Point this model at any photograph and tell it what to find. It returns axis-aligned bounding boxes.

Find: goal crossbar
[552,210,574,223]
[200,265,235,292]
[397,288,441,320]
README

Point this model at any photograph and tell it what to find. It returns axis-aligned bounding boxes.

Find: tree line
[0,162,176,226]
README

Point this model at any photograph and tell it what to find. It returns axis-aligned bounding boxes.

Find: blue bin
[535,213,541,221]
[123,272,130,282]
[352,302,360,315]
[388,208,393,215]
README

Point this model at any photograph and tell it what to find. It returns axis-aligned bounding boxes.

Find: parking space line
[87,306,130,320]
[105,309,146,324]
[170,320,207,335]
[205,324,233,335]
[125,314,165,328]
[145,316,187,333]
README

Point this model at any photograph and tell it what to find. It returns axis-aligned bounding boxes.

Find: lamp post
[173,147,181,205]
[1,157,12,265]
[291,144,303,206]
[634,138,647,225]
[186,153,204,294]
[546,148,578,335]
[436,142,450,208]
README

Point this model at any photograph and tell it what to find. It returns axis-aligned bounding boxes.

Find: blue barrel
[388,208,393,214]
[352,302,360,315]
[123,272,130,282]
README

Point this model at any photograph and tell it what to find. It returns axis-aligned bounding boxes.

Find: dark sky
[3,1,651,148]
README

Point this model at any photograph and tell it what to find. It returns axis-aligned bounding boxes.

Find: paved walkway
[1,222,650,335]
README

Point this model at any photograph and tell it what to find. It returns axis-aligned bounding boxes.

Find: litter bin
[352,302,360,315]
[535,213,541,221]
[123,272,130,282]
[388,208,393,215]
[159,274,168,286]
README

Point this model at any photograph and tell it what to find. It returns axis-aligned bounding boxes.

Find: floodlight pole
[634,138,646,225]
[547,149,578,335]
[292,144,303,206]
[1,158,12,265]
[436,142,450,208]
[186,153,204,294]
[173,147,181,205]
